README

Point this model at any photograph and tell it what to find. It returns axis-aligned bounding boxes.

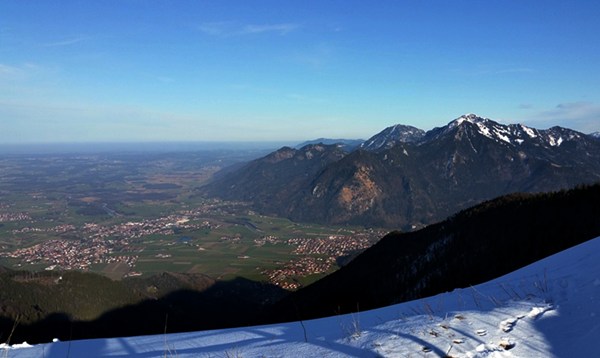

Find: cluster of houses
[262,231,384,289]
[1,238,138,270]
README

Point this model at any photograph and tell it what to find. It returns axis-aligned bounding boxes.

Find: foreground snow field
[4,236,600,357]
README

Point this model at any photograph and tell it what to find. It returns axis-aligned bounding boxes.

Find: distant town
[0,197,384,289]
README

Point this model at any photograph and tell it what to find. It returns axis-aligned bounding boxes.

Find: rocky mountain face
[201,143,348,217]
[201,114,600,229]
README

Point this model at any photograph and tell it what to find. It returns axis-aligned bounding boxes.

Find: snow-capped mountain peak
[424,113,506,143]
[449,113,490,128]
[426,114,592,148]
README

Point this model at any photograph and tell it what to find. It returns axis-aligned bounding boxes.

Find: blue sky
[1,1,599,143]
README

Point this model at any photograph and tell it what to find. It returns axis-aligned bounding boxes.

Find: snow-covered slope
[5,236,600,357]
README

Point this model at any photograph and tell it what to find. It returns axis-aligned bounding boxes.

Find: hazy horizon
[0,140,298,155]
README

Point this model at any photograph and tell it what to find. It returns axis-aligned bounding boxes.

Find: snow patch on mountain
[520,124,538,138]
[548,135,562,147]
[475,121,492,138]
[449,113,491,128]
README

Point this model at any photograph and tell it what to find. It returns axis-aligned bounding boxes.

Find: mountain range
[201,114,600,229]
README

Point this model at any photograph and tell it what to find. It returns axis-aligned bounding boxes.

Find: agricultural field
[0,149,384,289]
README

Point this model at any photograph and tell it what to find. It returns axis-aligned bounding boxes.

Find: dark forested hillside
[0,271,285,344]
[265,183,600,323]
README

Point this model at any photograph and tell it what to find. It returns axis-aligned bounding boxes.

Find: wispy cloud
[43,36,89,47]
[526,101,600,133]
[493,68,534,75]
[155,76,175,84]
[197,22,232,36]
[285,93,327,104]
[452,65,534,76]
[0,62,41,80]
[243,24,298,35]
[0,63,22,77]
[198,22,299,37]
[288,43,335,69]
